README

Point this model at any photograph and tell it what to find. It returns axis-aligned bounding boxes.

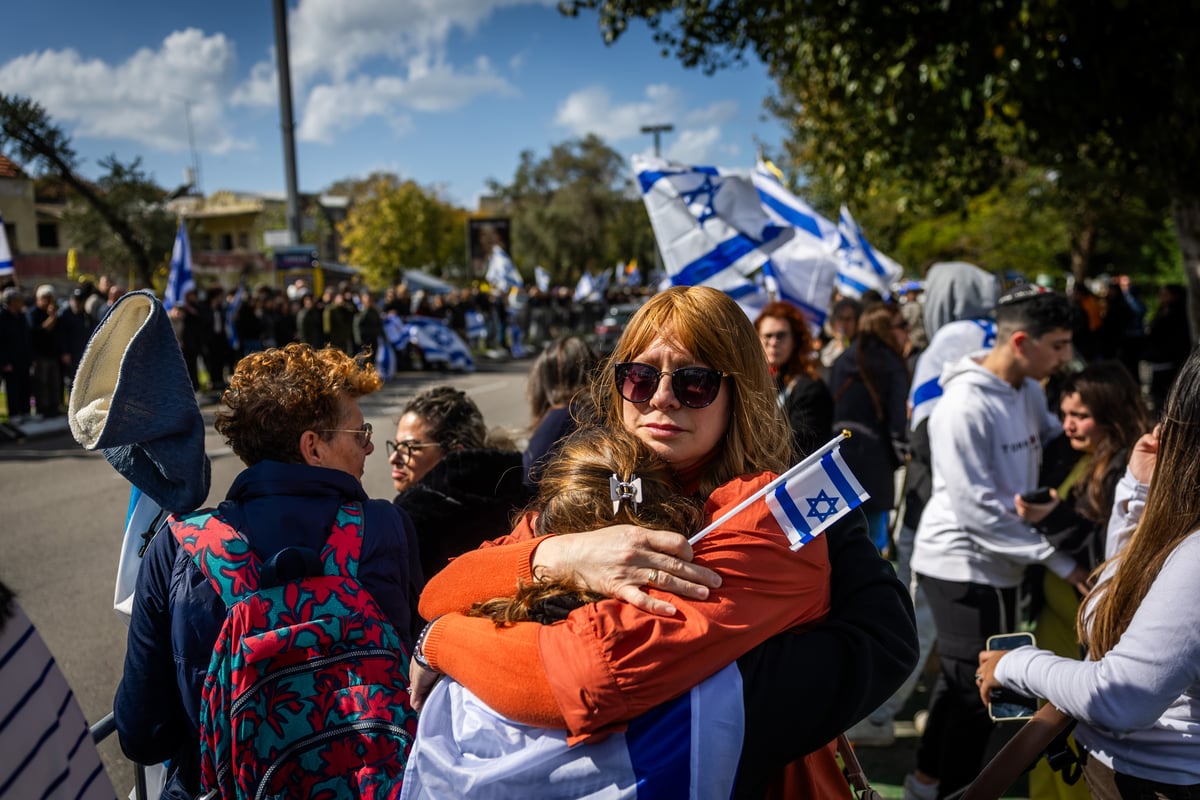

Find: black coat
[394,448,533,585]
[778,373,833,460]
[830,339,910,513]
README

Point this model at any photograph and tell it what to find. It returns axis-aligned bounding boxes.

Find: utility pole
[273,0,302,248]
[640,124,673,281]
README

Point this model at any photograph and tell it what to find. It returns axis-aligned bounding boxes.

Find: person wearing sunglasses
[409,286,918,797]
[390,386,531,581]
[115,343,423,800]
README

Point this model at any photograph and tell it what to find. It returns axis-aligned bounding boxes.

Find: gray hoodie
[912,354,1075,587]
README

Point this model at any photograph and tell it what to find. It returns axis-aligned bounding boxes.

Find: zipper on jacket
[253,720,413,800]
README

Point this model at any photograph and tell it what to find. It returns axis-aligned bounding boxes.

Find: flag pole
[688,429,851,545]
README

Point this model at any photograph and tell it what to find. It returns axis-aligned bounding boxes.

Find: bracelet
[412,615,442,671]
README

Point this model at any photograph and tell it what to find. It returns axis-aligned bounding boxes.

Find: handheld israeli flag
[633,154,779,302]
[486,245,523,292]
[401,663,744,800]
[534,265,551,293]
[690,431,869,550]
[835,207,904,300]
[164,220,194,310]
[0,213,13,277]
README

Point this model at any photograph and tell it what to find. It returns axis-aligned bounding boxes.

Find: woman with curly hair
[115,342,422,800]
[755,301,833,458]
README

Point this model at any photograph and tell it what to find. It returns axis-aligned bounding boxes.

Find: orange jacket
[419,471,832,740]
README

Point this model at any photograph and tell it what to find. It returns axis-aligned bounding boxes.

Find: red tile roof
[0,153,27,179]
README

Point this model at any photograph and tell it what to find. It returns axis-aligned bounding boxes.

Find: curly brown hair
[215,343,382,466]
[755,301,819,384]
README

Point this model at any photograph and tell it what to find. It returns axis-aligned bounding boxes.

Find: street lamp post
[640,124,674,157]
[640,124,674,281]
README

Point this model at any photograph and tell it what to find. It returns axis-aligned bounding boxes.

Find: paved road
[0,359,533,793]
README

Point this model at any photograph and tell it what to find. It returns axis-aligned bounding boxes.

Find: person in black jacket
[755,301,834,459]
[389,386,532,582]
[830,302,911,553]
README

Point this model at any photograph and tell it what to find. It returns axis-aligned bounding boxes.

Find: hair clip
[609,473,643,516]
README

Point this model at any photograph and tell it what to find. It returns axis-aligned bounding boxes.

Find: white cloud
[0,29,250,156]
[230,61,277,108]
[297,58,515,143]
[555,83,738,163]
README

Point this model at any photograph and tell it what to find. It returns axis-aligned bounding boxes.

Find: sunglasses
[614,361,727,409]
[318,422,373,448]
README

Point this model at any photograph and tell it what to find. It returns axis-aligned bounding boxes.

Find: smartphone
[986,632,1038,722]
[1020,487,1053,504]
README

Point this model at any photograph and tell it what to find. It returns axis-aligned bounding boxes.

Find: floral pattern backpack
[171,501,417,799]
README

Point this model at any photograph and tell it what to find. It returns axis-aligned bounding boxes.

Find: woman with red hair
[754,301,833,458]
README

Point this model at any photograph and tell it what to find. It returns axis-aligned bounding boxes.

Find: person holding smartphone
[977,347,1200,798]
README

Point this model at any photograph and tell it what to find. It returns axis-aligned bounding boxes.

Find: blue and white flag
[405,316,475,372]
[752,160,839,330]
[401,663,744,800]
[0,213,13,277]
[634,155,779,303]
[835,207,904,300]
[690,432,869,551]
[486,245,523,292]
[164,220,194,310]
[909,318,996,429]
[534,265,551,293]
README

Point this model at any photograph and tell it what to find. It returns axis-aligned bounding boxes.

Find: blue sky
[0,0,786,209]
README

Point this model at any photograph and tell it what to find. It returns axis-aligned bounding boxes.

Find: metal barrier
[90,711,148,800]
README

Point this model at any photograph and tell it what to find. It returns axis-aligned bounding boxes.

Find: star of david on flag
[690,432,870,551]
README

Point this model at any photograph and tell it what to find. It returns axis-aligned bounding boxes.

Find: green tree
[561,1,1198,319]
[61,156,177,283]
[485,134,652,285]
[0,93,165,288]
[338,176,466,290]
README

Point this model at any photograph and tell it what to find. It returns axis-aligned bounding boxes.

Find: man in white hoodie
[904,286,1090,800]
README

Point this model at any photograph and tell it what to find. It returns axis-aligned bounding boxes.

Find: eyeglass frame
[317,422,373,448]
[385,439,442,462]
[613,361,728,409]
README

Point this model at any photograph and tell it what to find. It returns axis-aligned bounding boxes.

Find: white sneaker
[846,715,895,747]
[913,709,930,736]
[902,773,939,800]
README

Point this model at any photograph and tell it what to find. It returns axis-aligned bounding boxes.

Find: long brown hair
[754,301,819,384]
[1082,348,1200,657]
[592,286,791,498]
[848,303,906,422]
[1059,361,1148,522]
[468,425,705,625]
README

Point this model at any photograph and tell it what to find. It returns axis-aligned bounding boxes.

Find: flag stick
[688,430,851,545]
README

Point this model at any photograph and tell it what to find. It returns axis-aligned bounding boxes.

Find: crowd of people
[6,260,1200,799]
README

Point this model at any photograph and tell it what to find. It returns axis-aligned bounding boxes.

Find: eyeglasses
[760,331,791,341]
[318,422,373,448]
[385,439,441,462]
[614,361,727,409]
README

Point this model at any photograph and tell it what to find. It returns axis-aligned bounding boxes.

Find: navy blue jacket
[114,461,422,799]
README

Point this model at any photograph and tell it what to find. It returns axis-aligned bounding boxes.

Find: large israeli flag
[401,663,744,800]
[164,220,194,311]
[633,155,779,302]
[909,318,996,429]
[0,213,15,277]
[836,207,904,300]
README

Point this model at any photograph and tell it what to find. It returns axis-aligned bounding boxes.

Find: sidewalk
[0,414,71,443]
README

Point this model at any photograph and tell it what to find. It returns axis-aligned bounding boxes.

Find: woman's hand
[1129,425,1161,485]
[409,659,441,713]
[531,526,723,616]
[976,650,1008,708]
[1014,490,1059,524]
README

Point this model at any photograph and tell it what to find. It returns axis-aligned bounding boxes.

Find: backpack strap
[319,501,366,580]
[170,509,263,607]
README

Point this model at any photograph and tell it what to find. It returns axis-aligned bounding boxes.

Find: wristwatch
[412,616,441,671]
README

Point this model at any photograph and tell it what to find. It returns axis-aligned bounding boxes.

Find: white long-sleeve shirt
[996,469,1200,785]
